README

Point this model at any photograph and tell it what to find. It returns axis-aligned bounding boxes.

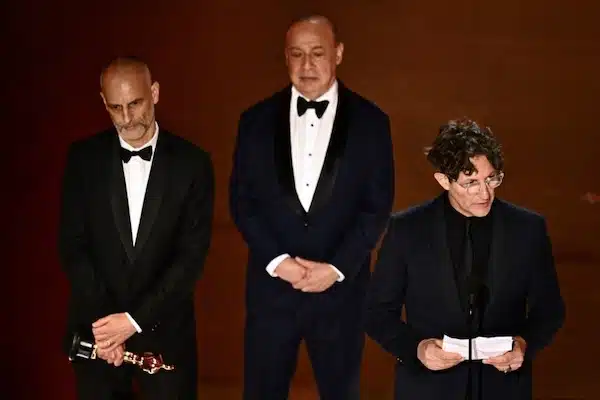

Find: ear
[335,42,344,65]
[151,82,160,105]
[434,172,451,190]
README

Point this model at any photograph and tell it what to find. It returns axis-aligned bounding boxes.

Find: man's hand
[97,343,125,366]
[93,313,137,353]
[417,339,464,371]
[274,257,308,284]
[292,257,338,293]
[483,336,526,373]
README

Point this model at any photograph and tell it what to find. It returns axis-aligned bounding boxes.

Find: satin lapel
[486,200,506,307]
[307,84,350,216]
[274,87,305,216]
[431,195,465,315]
[134,132,168,255]
[109,133,135,263]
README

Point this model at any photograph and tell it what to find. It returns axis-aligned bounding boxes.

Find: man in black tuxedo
[229,15,395,400]
[59,57,214,399]
[365,118,565,399]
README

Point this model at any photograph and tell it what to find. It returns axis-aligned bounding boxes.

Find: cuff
[328,264,345,282]
[126,312,142,333]
[266,254,290,277]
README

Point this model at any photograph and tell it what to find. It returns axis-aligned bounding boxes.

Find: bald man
[230,16,395,399]
[59,56,214,399]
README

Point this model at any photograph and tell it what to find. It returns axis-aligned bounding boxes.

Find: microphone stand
[477,287,488,400]
[466,292,476,400]
[467,285,489,400]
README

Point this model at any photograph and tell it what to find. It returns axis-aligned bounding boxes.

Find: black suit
[365,194,565,400]
[230,83,394,399]
[59,128,214,399]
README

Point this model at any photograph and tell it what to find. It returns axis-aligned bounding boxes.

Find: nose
[479,184,491,200]
[119,106,133,125]
[122,109,132,124]
[302,55,314,70]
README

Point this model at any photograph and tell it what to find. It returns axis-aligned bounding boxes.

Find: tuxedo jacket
[58,128,214,363]
[230,82,395,314]
[365,194,565,399]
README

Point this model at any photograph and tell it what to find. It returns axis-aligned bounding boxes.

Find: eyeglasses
[454,172,504,195]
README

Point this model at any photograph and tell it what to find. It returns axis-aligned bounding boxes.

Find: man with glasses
[365,118,564,399]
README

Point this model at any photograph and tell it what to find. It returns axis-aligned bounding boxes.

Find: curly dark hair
[426,118,504,181]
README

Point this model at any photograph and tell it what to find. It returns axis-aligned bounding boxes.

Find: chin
[119,132,137,140]
[119,126,144,138]
[470,205,492,217]
[296,79,321,91]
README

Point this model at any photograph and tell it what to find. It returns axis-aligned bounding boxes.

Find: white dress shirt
[265,81,345,282]
[117,122,160,333]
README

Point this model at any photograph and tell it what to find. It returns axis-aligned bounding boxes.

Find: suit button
[304,221,309,227]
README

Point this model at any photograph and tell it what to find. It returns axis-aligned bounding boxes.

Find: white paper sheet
[442,335,513,360]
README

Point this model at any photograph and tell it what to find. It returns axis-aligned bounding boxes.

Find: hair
[287,14,339,43]
[426,117,504,181]
[99,56,152,88]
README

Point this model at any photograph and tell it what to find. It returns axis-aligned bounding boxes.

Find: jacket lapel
[486,200,506,307]
[274,86,305,216]
[431,195,465,315]
[307,83,351,216]
[109,133,135,263]
[134,132,168,255]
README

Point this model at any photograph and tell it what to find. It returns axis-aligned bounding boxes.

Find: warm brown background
[4,0,599,399]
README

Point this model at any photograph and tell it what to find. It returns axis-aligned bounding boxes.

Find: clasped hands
[274,257,338,293]
[91,312,137,366]
[417,336,526,373]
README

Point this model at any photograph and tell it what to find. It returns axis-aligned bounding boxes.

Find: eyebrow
[288,45,325,51]
[127,98,143,105]
[108,98,143,107]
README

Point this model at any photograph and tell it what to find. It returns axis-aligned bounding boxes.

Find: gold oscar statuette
[68,332,175,374]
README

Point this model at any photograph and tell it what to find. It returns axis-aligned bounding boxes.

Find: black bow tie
[120,146,153,163]
[297,97,329,118]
